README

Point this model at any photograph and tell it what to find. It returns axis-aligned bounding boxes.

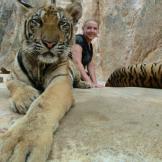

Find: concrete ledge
[0,86,162,161]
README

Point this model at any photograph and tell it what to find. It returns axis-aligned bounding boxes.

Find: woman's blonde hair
[82,19,99,29]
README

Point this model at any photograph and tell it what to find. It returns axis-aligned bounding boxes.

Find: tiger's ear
[17,0,33,9]
[17,0,52,11]
[65,2,82,25]
[16,0,34,18]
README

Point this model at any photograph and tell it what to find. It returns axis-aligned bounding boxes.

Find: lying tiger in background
[105,63,162,88]
[0,0,89,162]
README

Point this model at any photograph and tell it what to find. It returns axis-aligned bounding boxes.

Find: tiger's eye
[30,19,42,28]
[59,20,70,31]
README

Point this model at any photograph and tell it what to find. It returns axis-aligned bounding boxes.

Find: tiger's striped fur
[0,1,89,162]
[10,0,89,91]
[105,63,162,88]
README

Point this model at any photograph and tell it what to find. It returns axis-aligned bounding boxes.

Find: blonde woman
[71,20,104,88]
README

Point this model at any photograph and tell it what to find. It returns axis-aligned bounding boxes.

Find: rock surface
[1,84,162,161]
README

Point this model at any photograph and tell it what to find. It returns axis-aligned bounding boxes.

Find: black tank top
[75,34,93,67]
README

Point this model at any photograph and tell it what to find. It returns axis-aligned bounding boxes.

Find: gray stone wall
[99,0,162,80]
[0,0,162,81]
[0,0,18,69]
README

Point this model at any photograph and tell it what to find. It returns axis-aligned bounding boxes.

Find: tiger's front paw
[10,86,39,114]
[75,80,91,89]
[0,119,53,162]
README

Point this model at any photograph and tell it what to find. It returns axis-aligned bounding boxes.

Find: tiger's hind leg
[6,79,39,114]
[68,59,91,89]
[74,80,91,89]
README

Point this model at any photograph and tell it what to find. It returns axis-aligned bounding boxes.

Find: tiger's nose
[42,40,57,49]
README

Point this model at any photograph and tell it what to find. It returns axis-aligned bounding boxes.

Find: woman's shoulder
[76,34,84,40]
[75,34,85,45]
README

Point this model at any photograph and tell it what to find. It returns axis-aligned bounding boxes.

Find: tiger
[105,63,162,88]
[0,1,90,162]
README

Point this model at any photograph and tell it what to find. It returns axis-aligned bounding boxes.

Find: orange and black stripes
[105,63,162,88]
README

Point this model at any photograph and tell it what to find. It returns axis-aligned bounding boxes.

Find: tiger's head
[18,0,82,64]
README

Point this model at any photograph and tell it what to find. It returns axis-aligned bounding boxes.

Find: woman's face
[83,20,98,42]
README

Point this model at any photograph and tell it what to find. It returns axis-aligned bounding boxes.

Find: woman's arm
[87,60,97,84]
[87,59,104,88]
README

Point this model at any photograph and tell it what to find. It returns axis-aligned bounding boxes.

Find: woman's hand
[91,82,105,88]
